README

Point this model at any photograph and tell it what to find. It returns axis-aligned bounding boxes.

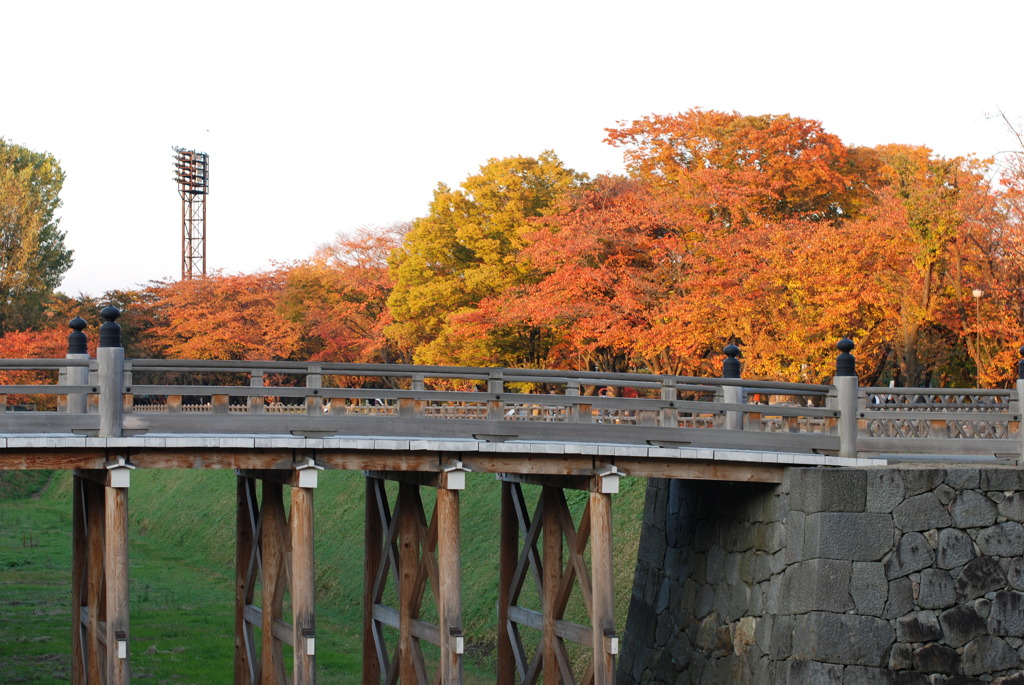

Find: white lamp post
[972,289,984,385]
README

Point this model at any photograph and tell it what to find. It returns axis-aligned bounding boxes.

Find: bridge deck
[0,433,878,481]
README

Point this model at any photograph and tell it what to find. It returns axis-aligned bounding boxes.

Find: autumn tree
[0,139,73,333]
[387,152,586,367]
[481,175,690,374]
[282,224,409,364]
[939,116,1024,386]
[0,326,94,409]
[143,270,302,361]
[499,110,881,381]
[861,145,997,386]
[605,109,869,228]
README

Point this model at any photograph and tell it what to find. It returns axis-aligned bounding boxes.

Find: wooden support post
[542,486,562,685]
[397,483,418,685]
[437,484,462,685]
[105,480,130,684]
[497,481,516,685]
[235,474,256,685]
[291,483,316,685]
[71,475,86,684]
[261,481,287,684]
[363,470,463,685]
[86,478,105,684]
[496,473,620,685]
[362,477,382,685]
[590,490,615,685]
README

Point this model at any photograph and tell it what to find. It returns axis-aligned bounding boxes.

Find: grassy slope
[0,469,645,683]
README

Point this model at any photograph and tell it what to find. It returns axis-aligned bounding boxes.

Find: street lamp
[972,289,983,385]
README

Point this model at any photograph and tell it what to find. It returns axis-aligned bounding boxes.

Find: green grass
[0,469,646,683]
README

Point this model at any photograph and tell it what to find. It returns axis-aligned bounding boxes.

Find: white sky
[4,0,1023,297]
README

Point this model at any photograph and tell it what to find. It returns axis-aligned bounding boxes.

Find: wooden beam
[437,485,462,685]
[243,605,293,646]
[71,475,85,684]
[1,451,106,470]
[291,483,315,685]
[133,451,294,470]
[237,468,307,488]
[397,483,418,685]
[498,472,596,491]
[589,490,615,685]
[542,487,562,685]
[364,469,444,488]
[261,482,287,683]
[497,482,517,685]
[77,607,108,644]
[507,606,593,646]
[362,476,383,685]
[86,479,104,684]
[105,481,130,684]
[235,475,256,684]
[610,458,785,482]
[371,604,441,645]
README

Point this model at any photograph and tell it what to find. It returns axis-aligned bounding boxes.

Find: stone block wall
[618,466,1024,684]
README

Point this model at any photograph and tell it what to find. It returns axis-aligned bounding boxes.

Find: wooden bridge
[1,308,1021,684]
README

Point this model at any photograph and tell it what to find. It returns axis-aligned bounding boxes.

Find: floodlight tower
[172,147,210,279]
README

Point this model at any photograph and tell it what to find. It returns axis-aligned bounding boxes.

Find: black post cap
[67,317,88,355]
[722,343,742,379]
[835,338,856,377]
[99,306,122,348]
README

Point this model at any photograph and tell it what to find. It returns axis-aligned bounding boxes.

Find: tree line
[5,109,1024,388]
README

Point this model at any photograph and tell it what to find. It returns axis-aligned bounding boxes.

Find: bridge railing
[0,311,1020,462]
[112,358,842,453]
[858,387,1021,458]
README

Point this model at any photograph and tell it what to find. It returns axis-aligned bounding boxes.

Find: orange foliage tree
[0,326,95,409]
[143,270,302,361]
[482,111,889,381]
[282,225,409,364]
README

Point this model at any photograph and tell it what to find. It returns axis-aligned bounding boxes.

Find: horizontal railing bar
[0,358,92,369]
[862,387,1015,398]
[728,404,839,418]
[127,385,840,419]
[0,385,94,395]
[126,358,834,394]
[860,410,1019,421]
